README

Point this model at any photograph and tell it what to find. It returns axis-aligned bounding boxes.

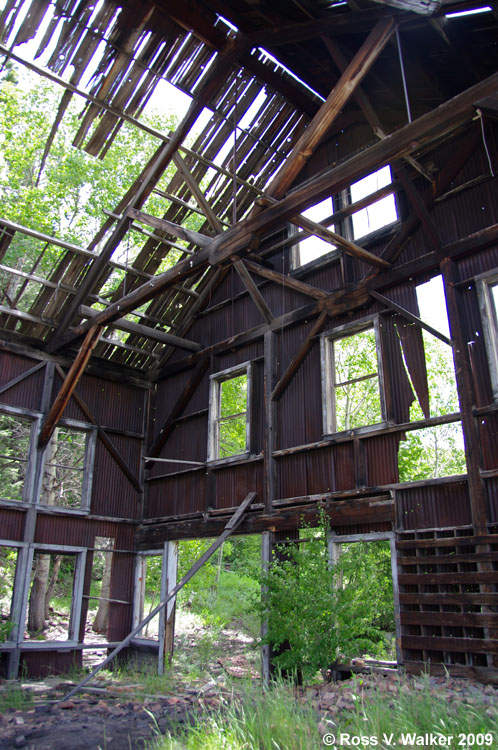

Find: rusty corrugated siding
[0,352,45,412]
[147,471,207,518]
[366,434,400,486]
[53,372,147,434]
[33,516,135,547]
[397,480,471,531]
[0,508,25,540]
[20,650,81,678]
[91,434,142,519]
[214,462,264,510]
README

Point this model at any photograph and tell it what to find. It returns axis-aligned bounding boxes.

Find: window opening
[350,165,397,239]
[40,425,93,509]
[25,552,78,640]
[0,545,19,642]
[329,538,398,667]
[134,553,162,641]
[323,325,383,434]
[405,276,458,421]
[398,423,466,482]
[82,537,115,667]
[209,366,250,460]
[0,413,33,502]
[295,197,335,267]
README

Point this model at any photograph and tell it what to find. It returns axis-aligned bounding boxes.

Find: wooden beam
[148,358,210,459]
[289,212,391,269]
[54,365,141,493]
[46,36,248,354]
[261,18,395,202]
[61,74,498,350]
[441,258,488,535]
[171,153,223,233]
[243,259,328,299]
[38,325,102,448]
[369,291,452,345]
[156,221,498,380]
[233,259,273,324]
[126,208,211,249]
[272,312,329,401]
[251,7,402,48]
[79,305,201,352]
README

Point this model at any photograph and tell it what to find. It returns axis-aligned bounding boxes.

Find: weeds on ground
[0,682,33,711]
[335,673,498,743]
[148,679,320,750]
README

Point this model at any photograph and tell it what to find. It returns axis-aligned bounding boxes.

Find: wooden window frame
[207,362,252,463]
[321,316,387,437]
[0,406,39,506]
[37,418,97,513]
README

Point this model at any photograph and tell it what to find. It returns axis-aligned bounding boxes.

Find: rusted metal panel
[0,352,45,411]
[33,515,130,547]
[486,477,498,525]
[146,471,207,518]
[481,414,498,471]
[366,434,400,486]
[150,415,208,479]
[334,443,356,490]
[333,521,393,535]
[52,373,147,434]
[91,435,142,519]
[20,650,81,678]
[278,323,322,450]
[214,463,263,510]
[277,453,308,499]
[108,526,135,640]
[0,508,25,540]
[457,282,494,409]
[397,481,471,531]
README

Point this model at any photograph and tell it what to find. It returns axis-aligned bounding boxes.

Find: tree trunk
[44,555,62,620]
[92,548,113,634]
[28,428,58,633]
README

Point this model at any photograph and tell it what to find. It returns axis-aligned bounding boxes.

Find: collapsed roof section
[0,0,497,375]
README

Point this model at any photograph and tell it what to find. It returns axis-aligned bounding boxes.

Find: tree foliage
[258,515,394,680]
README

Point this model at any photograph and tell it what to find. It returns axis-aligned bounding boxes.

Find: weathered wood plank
[38,325,102,448]
[234,260,273,324]
[272,311,328,401]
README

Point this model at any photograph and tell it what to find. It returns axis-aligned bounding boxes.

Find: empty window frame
[208,364,251,461]
[292,166,397,269]
[22,545,86,643]
[477,271,498,401]
[0,411,36,503]
[39,423,96,510]
[350,165,397,240]
[321,321,385,435]
[293,197,336,268]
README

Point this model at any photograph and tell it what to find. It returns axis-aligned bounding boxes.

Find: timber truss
[0,0,497,433]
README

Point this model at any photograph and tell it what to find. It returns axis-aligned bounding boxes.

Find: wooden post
[158,541,178,674]
[440,258,487,534]
[38,325,102,448]
[264,332,277,514]
[260,530,272,686]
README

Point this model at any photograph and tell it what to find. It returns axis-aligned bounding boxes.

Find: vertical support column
[158,540,178,675]
[440,258,487,534]
[260,530,272,686]
[264,331,277,514]
[389,535,403,666]
[7,362,55,678]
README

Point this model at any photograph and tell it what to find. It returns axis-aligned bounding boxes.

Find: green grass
[148,680,321,750]
[145,673,498,750]
[0,682,33,711]
[190,570,260,637]
[337,673,498,742]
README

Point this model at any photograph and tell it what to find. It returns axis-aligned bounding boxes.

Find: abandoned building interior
[1,0,498,684]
